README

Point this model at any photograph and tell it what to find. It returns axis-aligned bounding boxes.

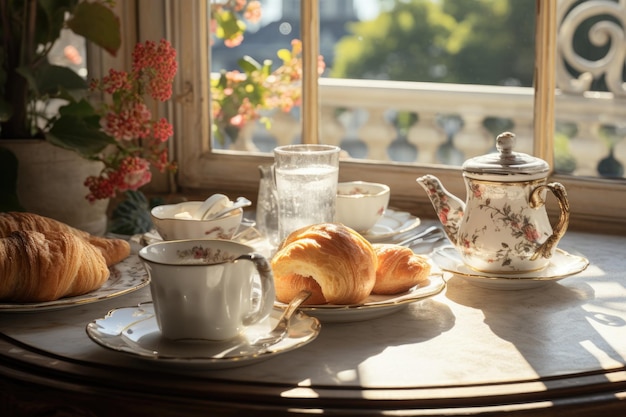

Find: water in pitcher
[275,164,339,241]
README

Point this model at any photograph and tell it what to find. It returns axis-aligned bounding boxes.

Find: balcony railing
[224,77,625,180]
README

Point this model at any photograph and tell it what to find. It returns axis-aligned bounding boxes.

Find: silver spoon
[395,225,443,247]
[252,290,311,347]
[201,196,252,221]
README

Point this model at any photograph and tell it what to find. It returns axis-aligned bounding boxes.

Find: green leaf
[46,115,114,158]
[66,1,121,56]
[215,10,246,41]
[277,48,292,63]
[58,99,97,117]
[35,0,77,47]
[16,61,88,98]
[238,55,262,74]
[37,64,88,96]
[261,60,273,77]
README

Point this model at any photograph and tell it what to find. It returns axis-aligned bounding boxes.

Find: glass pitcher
[256,164,280,247]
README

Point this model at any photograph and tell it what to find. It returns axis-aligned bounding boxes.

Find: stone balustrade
[227,77,625,179]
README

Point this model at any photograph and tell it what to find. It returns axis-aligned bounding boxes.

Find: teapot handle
[529,182,570,260]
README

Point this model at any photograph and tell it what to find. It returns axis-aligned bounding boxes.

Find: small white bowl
[151,201,243,241]
[336,181,390,232]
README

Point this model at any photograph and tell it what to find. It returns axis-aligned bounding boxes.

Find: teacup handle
[235,253,276,326]
[529,182,570,260]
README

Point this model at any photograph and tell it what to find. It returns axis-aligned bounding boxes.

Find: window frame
[125,0,626,234]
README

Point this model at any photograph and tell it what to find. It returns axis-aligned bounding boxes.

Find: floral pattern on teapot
[458,189,549,269]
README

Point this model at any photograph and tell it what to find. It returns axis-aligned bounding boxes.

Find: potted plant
[0,1,177,235]
[0,0,120,232]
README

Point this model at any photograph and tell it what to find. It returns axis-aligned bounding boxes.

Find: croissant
[372,244,431,294]
[0,212,130,266]
[0,230,110,302]
[271,223,377,305]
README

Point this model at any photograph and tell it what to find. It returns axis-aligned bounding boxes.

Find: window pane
[209,0,538,166]
[555,0,626,179]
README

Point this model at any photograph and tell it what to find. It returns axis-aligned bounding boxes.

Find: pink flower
[86,38,177,201]
[471,184,482,198]
[118,157,152,191]
[100,102,151,141]
[229,114,245,128]
[523,224,540,242]
[100,69,131,94]
[152,118,173,142]
[244,1,262,22]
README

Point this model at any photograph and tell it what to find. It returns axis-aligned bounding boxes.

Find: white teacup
[139,239,275,341]
[336,181,390,232]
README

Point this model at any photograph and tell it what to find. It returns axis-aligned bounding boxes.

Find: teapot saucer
[432,246,589,290]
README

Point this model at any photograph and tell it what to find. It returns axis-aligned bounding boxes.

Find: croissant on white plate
[0,212,130,266]
[371,243,431,295]
[271,223,378,305]
[0,230,110,302]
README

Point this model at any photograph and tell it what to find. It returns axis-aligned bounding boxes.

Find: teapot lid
[462,132,549,180]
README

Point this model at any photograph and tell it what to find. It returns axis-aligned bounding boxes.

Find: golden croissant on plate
[371,243,431,294]
[0,212,130,266]
[271,223,378,305]
[271,223,433,305]
[0,230,110,302]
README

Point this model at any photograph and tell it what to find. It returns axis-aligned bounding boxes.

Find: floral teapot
[417,132,570,274]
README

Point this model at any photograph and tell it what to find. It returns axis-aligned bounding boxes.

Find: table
[1,224,625,416]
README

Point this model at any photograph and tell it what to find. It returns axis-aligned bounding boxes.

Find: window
[123,0,625,233]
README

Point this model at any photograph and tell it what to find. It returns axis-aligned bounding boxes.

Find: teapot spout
[416,175,465,246]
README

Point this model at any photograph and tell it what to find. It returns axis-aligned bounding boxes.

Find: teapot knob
[496,131,516,156]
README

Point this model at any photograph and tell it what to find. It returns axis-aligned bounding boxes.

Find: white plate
[275,273,446,323]
[361,208,421,242]
[86,303,320,369]
[432,246,589,290]
[0,255,149,312]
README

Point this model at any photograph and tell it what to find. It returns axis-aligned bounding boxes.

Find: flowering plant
[81,39,178,202]
[48,39,178,202]
[212,39,325,144]
[210,0,262,48]
[210,1,325,145]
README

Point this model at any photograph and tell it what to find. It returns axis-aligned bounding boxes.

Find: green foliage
[0,0,121,139]
[331,0,535,87]
[214,9,247,41]
[66,1,121,56]
[332,0,455,81]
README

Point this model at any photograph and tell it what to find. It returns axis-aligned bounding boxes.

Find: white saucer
[432,246,590,290]
[0,255,149,312]
[275,272,446,323]
[86,303,320,369]
[361,208,421,243]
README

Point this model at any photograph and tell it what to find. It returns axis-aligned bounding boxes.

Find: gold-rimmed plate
[274,272,446,323]
[432,246,589,290]
[0,255,149,312]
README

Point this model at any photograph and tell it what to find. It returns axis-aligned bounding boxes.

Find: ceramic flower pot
[1,140,109,235]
